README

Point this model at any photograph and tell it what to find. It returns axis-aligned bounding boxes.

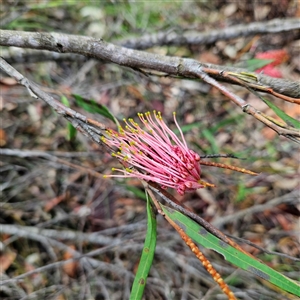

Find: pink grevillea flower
[102,111,212,195]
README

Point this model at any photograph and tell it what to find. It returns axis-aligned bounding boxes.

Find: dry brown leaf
[261,127,277,140]
[223,3,238,16]
[0,129,7,147]
[44,193,67,212]
[62,245,78,278]
[53,295,66,300]
[283,103,300,119]
[198,51,221,65]
[274,178,298,190]
[0,250,16,273]
[0,77,18,85]
[126,85,145,101]
[275,214,292,231]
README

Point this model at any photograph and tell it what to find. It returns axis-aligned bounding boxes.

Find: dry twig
[1,31,299,142]
[1,30,299,99]
[3,18,299,64]
[212,189,300,227]
[119,18,300,49]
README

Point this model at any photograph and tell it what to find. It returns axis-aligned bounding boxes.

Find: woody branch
[0,29,299,99]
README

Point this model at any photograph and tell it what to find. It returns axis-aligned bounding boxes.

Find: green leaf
[246,58,274,72]
[201,128,219,153]
[210,114,244,133]
[161,205,300,297]
[125,186,147,201]
[73,94,120,127]
[30,0,78,9]
[236,182,254,202]
[262,98,300,129]
[67,123,77,141]
[175,122,202,134]
[130,193,157,300]
[61,96,77,141]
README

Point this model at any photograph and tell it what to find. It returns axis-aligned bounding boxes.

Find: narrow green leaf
[236,182,254,202]
[130,193,157,300]
[67,123,77,141]
[174,122,202,134]
[73,94,120,127]
[210,114,244,133]
[246,58,274,72]
[249,88,300,129]
[61,96,77,140]
[201,128,219,153]
[262,98,300,129]
[161,205,300,297]
[29,0,77,9]
[125,186,147,201]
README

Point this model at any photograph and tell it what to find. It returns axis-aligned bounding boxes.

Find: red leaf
[255,49,289,66]
[256,65,283,78]
[254,49,289,78]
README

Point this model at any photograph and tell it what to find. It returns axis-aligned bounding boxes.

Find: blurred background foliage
[1,1,299,299]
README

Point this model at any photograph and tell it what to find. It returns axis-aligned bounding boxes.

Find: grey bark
[119,18,300,49]
[1,29,299,98]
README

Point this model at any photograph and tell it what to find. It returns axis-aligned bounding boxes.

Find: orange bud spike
[162,210,237,300]
[198,179,216,188]
[199,160,258,176]
[176,224,237,300]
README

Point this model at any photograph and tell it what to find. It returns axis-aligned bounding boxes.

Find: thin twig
[226,234,300,262]
[212,189,299,227]
[0,243,129,286]
[199,153,243,160]
[1,224,120,246]
[0,58,109,149]
[194,66,300,142]
[1,149,104,178]
[0,148,100,158]
[119,18,300,49]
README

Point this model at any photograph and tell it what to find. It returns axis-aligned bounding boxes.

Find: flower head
[102,111,211,195]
